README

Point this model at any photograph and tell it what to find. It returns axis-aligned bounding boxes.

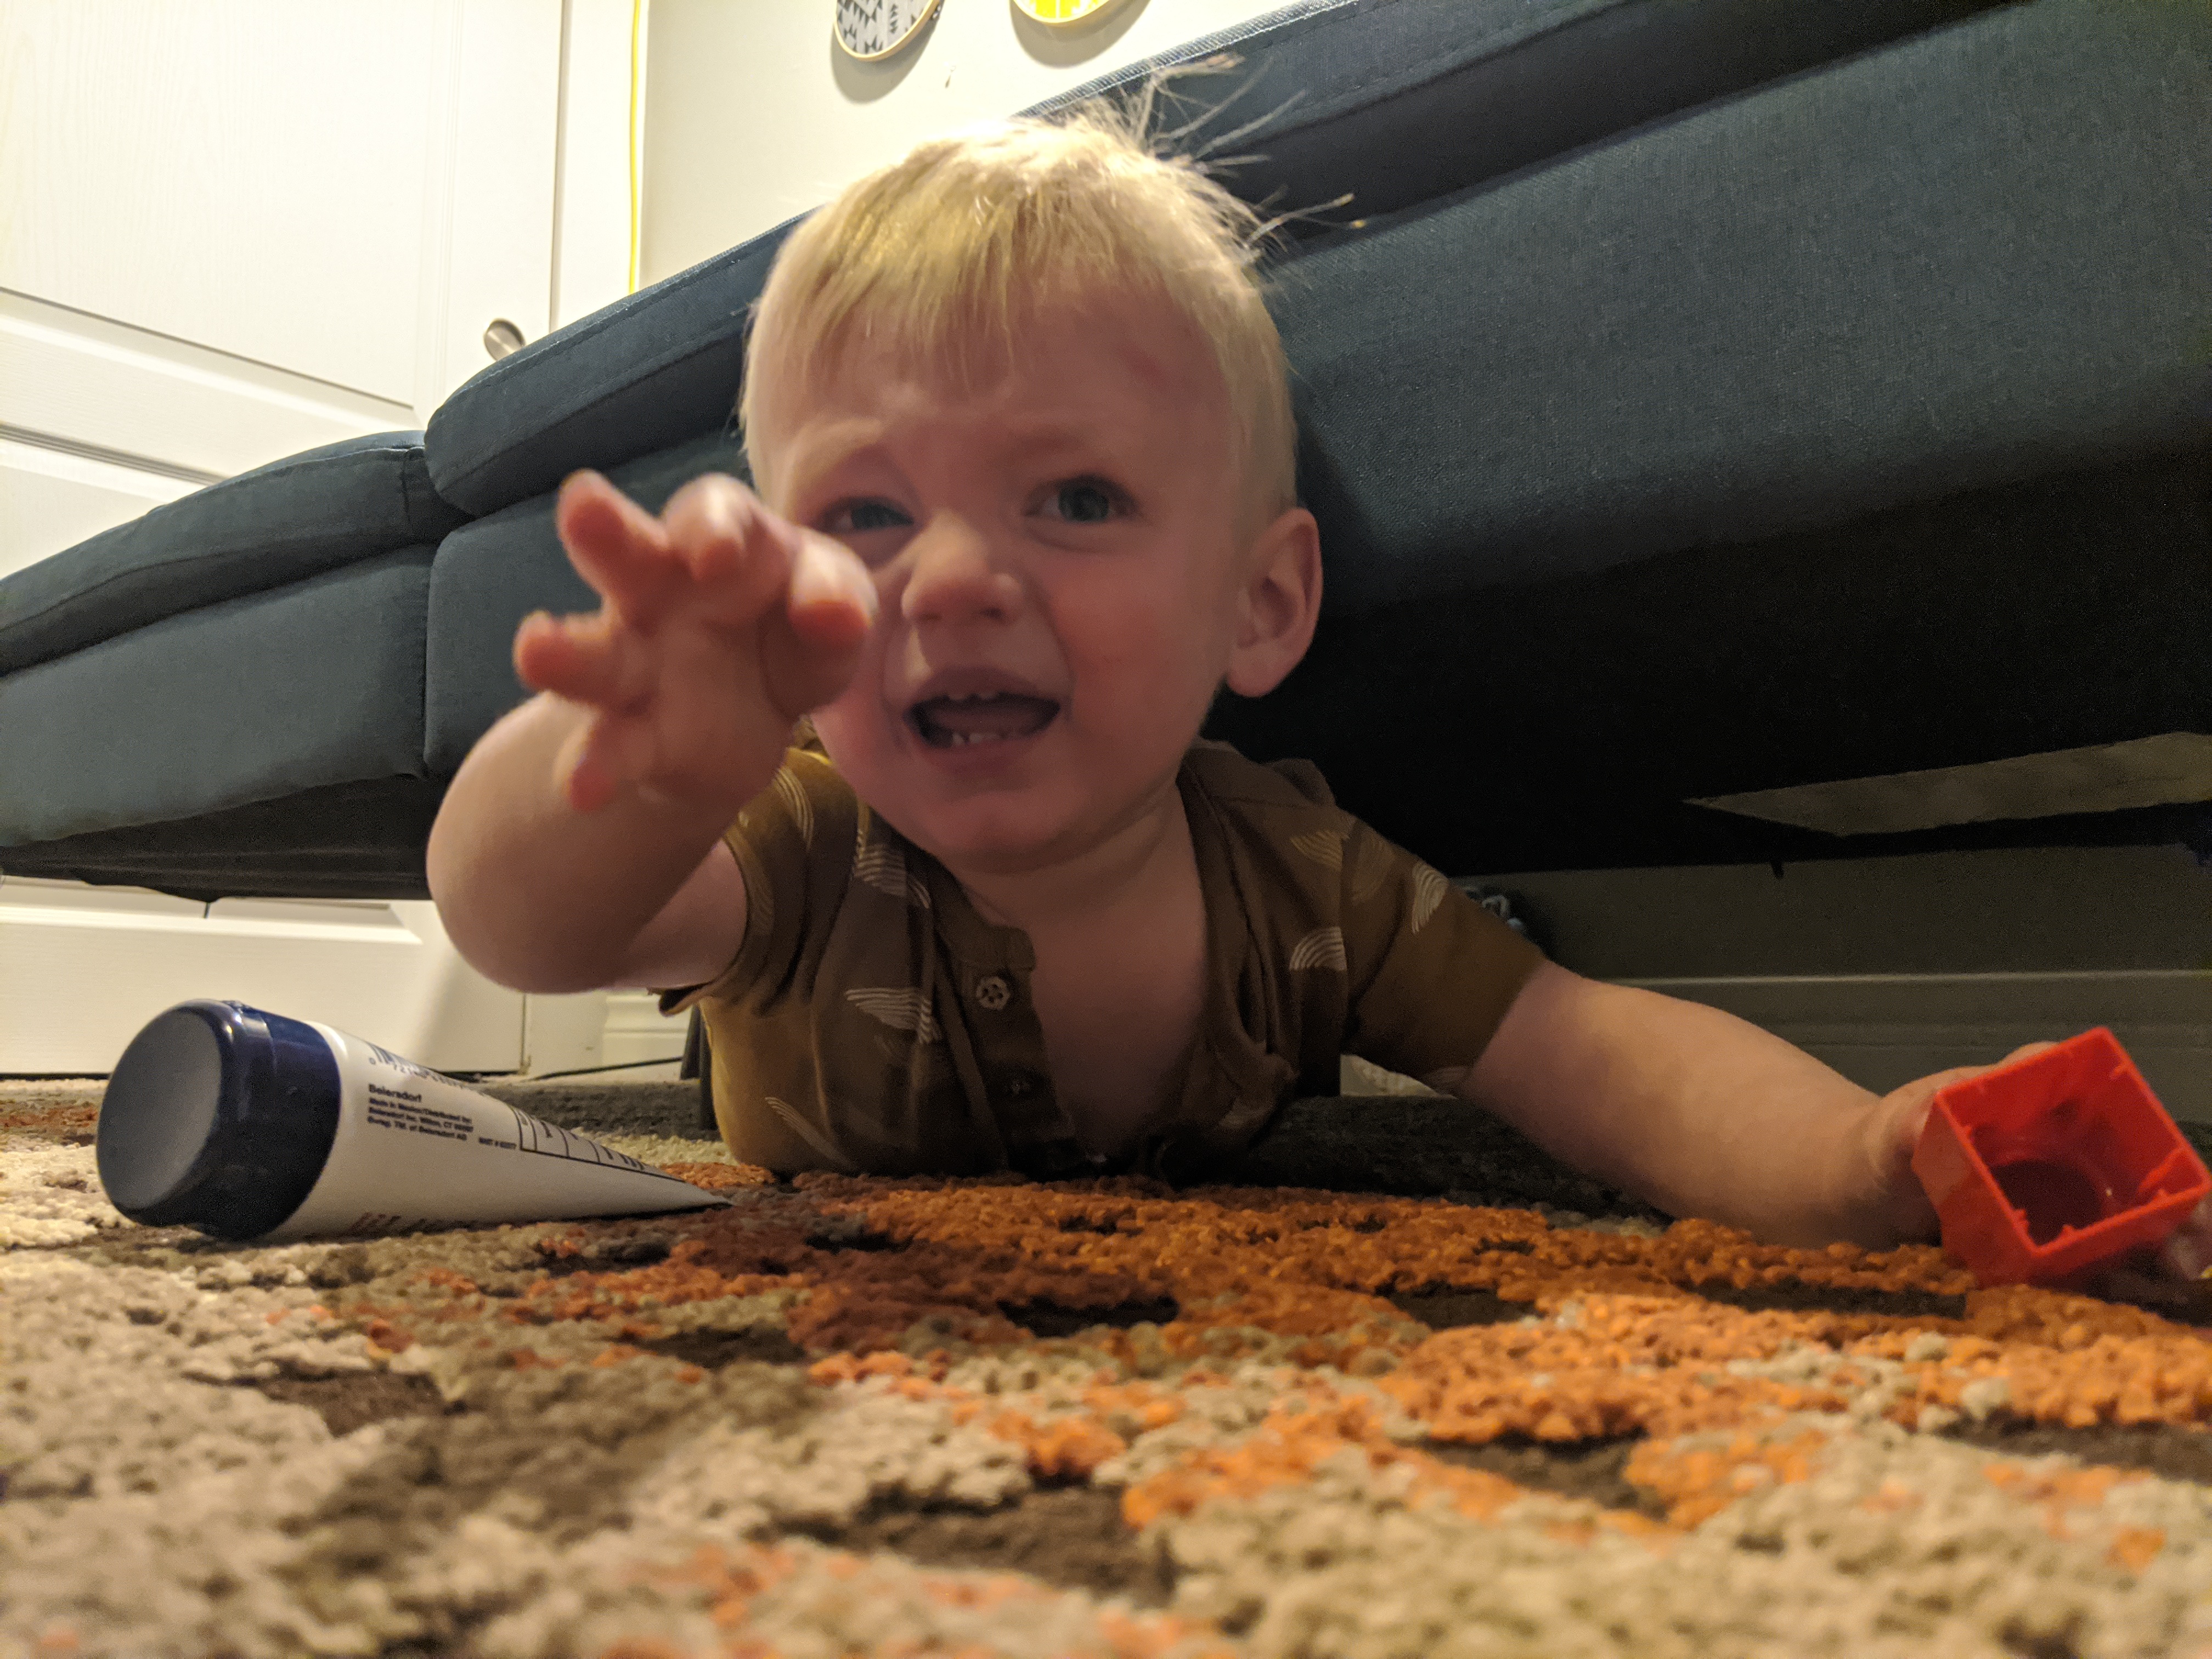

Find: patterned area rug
[6,1077,2212,1659]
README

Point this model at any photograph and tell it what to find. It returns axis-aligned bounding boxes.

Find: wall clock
[1011,0,1133,21]
[836,0,943,60]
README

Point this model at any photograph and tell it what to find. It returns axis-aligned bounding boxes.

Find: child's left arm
[1457,961,2212,1278]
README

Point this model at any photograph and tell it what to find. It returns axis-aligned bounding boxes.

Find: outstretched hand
[516,471,876,816]
[1872,1042,2212,1310]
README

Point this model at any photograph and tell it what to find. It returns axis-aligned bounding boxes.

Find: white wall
[638,0,1295,284]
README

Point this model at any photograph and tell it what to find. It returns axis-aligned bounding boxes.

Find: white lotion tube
[97,1000,728,1242]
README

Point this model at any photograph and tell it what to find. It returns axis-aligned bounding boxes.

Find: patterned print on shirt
[1350,832,1394,902]
[1289,828,1346,870]
[844,986,940,1041]
[853,818,932,907]
[761,1095,854,1171]
[1288,927,1348,971]
[772,767,815,845]
[1410,864,1449,933]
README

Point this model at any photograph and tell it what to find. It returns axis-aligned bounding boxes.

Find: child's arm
[425,689,750,992]
[426,471,874,994]
[1463,962,2212,1283]
[1458,961,2028,1249]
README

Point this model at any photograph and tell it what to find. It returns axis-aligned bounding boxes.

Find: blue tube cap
[95,1000,342,1240]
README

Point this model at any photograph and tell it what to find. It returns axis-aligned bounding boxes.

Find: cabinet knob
[482,319,526,360]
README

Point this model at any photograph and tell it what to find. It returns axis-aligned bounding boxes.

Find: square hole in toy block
[1911,1028,2210,1286]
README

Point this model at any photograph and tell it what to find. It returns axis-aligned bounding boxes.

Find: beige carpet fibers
[5,1076,2212,1658]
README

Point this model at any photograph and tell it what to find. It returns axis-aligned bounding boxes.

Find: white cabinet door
[0,0,563,569]
[0,0,568,1073]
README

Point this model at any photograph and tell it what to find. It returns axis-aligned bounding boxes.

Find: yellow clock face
[836,0,943,59]
[1012,0,1132,23]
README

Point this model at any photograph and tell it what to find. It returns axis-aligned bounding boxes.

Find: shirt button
[1002,1071,1035,1098]
[973,974,1012,1011]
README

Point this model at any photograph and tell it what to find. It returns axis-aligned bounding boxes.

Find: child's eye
[1041,477,1127,525]
[825,498,911,534]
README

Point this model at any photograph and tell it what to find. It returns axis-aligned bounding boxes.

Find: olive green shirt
[665,741,1543,1182]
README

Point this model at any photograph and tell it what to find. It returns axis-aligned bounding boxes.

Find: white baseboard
[0,881,524,1074]
[1,877,701,1078]
[518,990,612,1075]
[600,988,690,1069]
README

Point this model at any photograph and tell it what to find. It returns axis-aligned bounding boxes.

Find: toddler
[428,114,2209,1273]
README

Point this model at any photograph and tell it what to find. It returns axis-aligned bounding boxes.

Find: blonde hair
[739,108,1296,527]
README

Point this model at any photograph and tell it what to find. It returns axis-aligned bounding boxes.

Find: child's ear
[1224,507,1322,698]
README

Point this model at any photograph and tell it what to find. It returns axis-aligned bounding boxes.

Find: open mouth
[907,692,1061,749]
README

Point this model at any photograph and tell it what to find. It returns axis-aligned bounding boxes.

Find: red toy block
[1911,1027,2210,1287]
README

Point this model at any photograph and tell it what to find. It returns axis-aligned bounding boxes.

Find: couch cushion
[1272,0,2212,618]
[422,431,749,775]
[0,548,435,847]
[0,432,461,678]
[422,229,793,518]
[421,0,1999,523]
[1035,0,2006,240]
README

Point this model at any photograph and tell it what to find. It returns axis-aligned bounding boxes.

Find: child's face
[757,294,1269,876]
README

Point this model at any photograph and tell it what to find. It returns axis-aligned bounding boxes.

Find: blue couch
[3,0,2207,900]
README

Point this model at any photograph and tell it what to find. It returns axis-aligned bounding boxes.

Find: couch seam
[431,335,759,505]
[426,220,803,495]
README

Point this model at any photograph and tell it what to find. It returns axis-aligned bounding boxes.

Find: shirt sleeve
[655,748,857,1014]
[1336,817,1545,1092]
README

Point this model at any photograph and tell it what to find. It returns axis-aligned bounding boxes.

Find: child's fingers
[514,610,648,710]
[1869,1049,2066,1244]
[1876,1042,2071,1190]
[514,609,588,696]
[763,531,876,714]
[661,474,801,624]
[1929,1042,2061,1092]
[786,529,878,646]
[552,713,611,814]
[555,471,684,627]
[2158,1197,2212,1282]
[1893,1044,2061,1124]
[1882,1041,2068,1169]
[1881,1068,1979,1148]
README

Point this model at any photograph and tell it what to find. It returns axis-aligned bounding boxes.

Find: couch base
[1,774,2202,909]
[1210,448,2212,876]
[0,777,444,902]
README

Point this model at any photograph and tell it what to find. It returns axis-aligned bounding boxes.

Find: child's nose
[899,516,1022,627]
